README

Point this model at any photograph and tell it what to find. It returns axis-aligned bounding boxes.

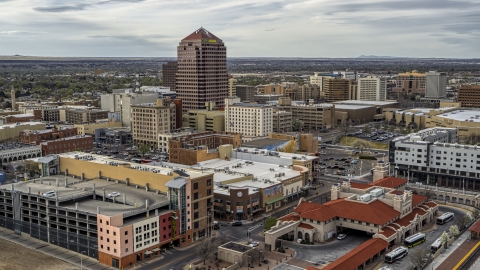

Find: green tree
[24,161,41,177]
[362,125,371,134]
[449,225,460,238]
[264,217,278,231]
[292,118,304,132]
[138,144,150,156]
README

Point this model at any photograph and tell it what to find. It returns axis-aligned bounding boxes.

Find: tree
[138,144,150,157]
[196,237,216,265]
[353,140,371,154]
[362,125,371,134]
[292,118,304,132]
[456,213,472,230]
[449,225,460,238]
[264,217,278,231]
[409,247,434,269]
[249,248,262,266]
[24,160,40,177]
[440,231,450,249]
[472,208,480,220]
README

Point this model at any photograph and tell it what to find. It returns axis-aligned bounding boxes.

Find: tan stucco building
[182,110,225,132]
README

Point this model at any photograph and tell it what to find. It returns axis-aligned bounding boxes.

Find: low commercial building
[19,127,78,144]
[65,109,109,124]
[40,135,93,155]
[389,127,480,192]
[243,134,318,154]
[74,119,123,135]
[0,146,42,166]
[168,132,242,165]
[94,127,132,146]
[424,108,480,141]
[0,122,46,142]
[182,110,225,132]
[0,113,38,124]
[265,178,438,252]
[334,104,379,125]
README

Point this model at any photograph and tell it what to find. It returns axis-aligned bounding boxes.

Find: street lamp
[80,251,87,270]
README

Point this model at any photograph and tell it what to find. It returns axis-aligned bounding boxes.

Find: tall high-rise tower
[176,28,228,114]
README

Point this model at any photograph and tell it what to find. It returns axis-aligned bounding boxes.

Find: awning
[266,196,284,205]
[145,250,153,255]
[252,208,262,213]
[286,191,303,198]
[152,248,160,252]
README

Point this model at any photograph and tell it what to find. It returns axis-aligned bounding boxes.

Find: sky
[1,0,480,58]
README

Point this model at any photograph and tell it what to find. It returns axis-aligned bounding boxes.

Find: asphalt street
[376,205,467,270]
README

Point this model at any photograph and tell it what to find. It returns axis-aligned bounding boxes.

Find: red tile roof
[294,199,399,225]
[468,219,480,233]
[412,194,428,206]
[380,227,396,238]
[322,238,389,270]
[425,201,438,208]
[182,27,221,41]
[279,213,300,222]
[370,176,407,189]
[298,223,315,230]
[350,182,371,189]
[395,208,426,227]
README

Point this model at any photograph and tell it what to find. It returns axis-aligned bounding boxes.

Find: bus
[384,246,408,263]
[404,232,426,248]
[430,236,443,253]
[436,212,454,225]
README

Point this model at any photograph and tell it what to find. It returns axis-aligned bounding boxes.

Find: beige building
[393,70,426,95]
[228,76,237,97]
[74,119,123,135]
[279,98,335,129]
[299,84,321,102]
[182,110,225,132]
[64,109,109,124]
[273,110,292,133]
[225,97,273,139]
[457,84,480,108]
[0,122,46,142]
[131,99,176,148]
[324,77,353,103]
[358,76,387,101]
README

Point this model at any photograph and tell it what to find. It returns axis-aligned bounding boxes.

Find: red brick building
[1,113,38,124]
[19,127,78,144]
[40,135,93,155]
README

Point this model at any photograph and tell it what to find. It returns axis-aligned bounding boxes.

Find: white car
[123,152,129,156]
[107,192,120,198]
[43,190,56,197]
[337,234,347,240]
[249,241,259,247]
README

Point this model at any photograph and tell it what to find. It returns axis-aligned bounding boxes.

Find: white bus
[430,236,443,253]
[436,212,454,225]
[384,246,408,263]
[404,232,426,248]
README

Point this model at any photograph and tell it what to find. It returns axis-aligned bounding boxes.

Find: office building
[357,76,387,101]
[425,71,447,98]
[101,91,160,127]
[278,98,335,129]
[235,85,256,102]
[228,76,237,97]
[393,71,426,95]
[65,109,109,124]
[299,84,320,102]
[309,73,337,89]
[162,62,177,91]
[333,70,358,80]
[457,85,480,108]
[273,110,292,133]
[182,110,225,132]
[131,99,176,148]
[225,97,273,139]
[176,28,228,113]
[323,77,353,103]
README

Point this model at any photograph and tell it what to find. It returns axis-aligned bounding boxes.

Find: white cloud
[0,0,479,57]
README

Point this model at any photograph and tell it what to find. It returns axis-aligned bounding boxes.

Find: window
[107,238,110,242]
[114,249,116,253]
[113,231,116,236]
[207,189,212,196]
[194,202,198,210]
[100,219,102,224]
[106,221,109,225]
[125,231,128,235]
[207,179,211,186]
[114,240,116,244]
[125,239,128,244]
[125,248,128,252]
[194,212,199,219]
[100,228,103,232]
[194,193,198,200]
[101,244,103,249]
[194,222,199,229]
[107,230,109,234]
[107,247,110,251]
[193,182,198,190]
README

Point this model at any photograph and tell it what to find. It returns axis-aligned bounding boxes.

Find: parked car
[337,234,347,240]
[213,221,220,229]
[107,192,120,198]
[232,221,243,226]
[249,241,259,247]
[43,190,56,198]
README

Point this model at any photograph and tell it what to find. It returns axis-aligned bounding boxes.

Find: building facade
[273,110,293,133]
[393,71,426,95]
[176,28,228,113]
[225,97,273,138]
[357,76,387,101]
[94,128,132,145]
[228,76,237,97]
[131,99,176,148]
[457,84,480,108]
[279,98,335,129]
[19,127,78,144]
[323,77,353,103]
[0,122,46,142]
[100,92,160,127]
[235,85,256,102]
[40,135,93,155]
[162,62,177,91]
[425,71,447,98]
[65,109,109,124]
[182,110,225,132]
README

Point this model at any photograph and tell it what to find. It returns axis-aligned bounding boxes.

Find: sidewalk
[434,230,477,270]
[0,227,115,270]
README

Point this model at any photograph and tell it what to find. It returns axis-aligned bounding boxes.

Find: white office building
[225,97,273,140]
[357,76,387,101]
[425,71,447,98]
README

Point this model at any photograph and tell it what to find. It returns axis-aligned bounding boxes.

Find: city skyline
[1,0,479,58]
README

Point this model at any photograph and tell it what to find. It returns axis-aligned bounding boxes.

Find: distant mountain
[357,55,397,59]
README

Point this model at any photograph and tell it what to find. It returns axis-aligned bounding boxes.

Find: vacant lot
[0,239,78,270]
[338,136,388,150]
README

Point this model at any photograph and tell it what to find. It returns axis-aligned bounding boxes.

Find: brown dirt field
[0,239,79,270]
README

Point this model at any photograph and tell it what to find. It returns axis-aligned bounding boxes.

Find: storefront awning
[152,248,160,252]
[266,196,284,205]
[145,250,153,255]
[286,191,303,198]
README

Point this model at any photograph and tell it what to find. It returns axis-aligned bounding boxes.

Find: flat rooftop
[235,147,317,161]
[6,113,35,118]
[220,242,252,253]
[59,152,207,179]
[435,109,480,123]
[242,138,289,148]
[40,135,92,144]
[194,158,301,185]
[334,104,373,110]
[0,122,44,129]
[333,100,399,106]
[2,176,169,217]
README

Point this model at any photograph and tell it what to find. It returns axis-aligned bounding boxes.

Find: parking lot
[316,147,381,179]
[348,129,401,143]
[88,143,169,162]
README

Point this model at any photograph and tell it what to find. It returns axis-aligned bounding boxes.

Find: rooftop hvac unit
[357,194,372,202]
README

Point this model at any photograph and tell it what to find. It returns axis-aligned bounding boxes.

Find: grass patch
[338,136,389,150]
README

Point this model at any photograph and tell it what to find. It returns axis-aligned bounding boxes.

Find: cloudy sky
[1,0,479,58]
